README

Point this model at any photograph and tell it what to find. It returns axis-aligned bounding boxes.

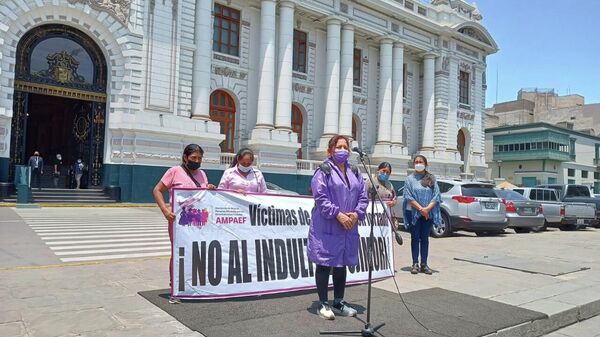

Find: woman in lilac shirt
[308,135,368,320]
[218,148,267,194]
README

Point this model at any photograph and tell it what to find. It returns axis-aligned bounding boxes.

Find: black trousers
[32,168,42,189]
[315,265,347,303]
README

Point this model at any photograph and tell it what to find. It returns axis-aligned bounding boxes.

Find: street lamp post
[497,159,503,179]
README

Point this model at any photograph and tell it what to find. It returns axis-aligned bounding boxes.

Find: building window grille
[213,4,241,57]
[293,29,308,73]
[353,49,362,87]
[459,71,470,105]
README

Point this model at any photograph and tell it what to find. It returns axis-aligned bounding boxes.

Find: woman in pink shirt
[152,144,215,302]
[218,148,267,194]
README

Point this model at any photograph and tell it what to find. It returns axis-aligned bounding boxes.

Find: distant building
[485,123,600,193]
[485,88,600,136]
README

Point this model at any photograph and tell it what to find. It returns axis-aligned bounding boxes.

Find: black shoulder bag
[180,164,203,188]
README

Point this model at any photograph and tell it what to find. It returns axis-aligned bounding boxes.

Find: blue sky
[470,0,600,107]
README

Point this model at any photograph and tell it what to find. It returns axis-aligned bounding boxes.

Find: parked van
[515,187,596,230]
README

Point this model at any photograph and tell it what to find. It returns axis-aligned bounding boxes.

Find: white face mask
[238,165,252,173]
[414,164,426,172]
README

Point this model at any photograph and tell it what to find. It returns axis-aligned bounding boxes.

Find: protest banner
[171,189,394,299]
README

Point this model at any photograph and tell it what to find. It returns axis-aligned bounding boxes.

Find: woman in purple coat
[308,135,369,320]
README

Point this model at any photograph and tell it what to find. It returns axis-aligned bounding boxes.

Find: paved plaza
[0,207,599,336]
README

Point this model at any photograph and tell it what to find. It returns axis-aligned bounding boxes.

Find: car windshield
[495,189,528,201]
[461,184,497,197]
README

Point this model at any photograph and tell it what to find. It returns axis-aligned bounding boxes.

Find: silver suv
[392,179,508,238]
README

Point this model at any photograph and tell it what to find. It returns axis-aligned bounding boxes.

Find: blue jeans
[410,216,433,265]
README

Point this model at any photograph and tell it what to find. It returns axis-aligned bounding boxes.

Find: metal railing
[219,154,406,181]
[219,153,236,166]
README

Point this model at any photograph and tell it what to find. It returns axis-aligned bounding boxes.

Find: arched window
[291,105,303,159]
[14,24,107,93]
[210,90,236,153]
[352,114,361,143]
[457,129,466,162]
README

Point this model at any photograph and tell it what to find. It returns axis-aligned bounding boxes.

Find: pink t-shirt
[218,166,267,193]
[161,166,209,190]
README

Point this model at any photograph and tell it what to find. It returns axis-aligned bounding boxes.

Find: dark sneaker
[332,300,357,317]
[318,302,335,320]
[421,265,433,275]
[410,263,419,274]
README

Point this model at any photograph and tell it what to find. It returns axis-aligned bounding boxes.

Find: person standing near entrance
[53,153,63,188]
[28,151,44,190]
[307,135,368,320]
[403,155,441,275]
[74,159,85,189]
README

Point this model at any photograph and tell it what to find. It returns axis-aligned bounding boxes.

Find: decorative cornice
[68,0,131,26]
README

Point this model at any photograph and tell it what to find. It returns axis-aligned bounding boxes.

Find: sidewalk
[379,227,600,337]
[0,207,599,336]
[544,314,600,337]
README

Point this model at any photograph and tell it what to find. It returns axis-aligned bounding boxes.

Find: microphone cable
[362,155,454,337]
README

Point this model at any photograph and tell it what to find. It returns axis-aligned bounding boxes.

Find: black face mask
[185,161,201,171]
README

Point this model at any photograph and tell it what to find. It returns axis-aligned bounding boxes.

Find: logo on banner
[178,207,210,228]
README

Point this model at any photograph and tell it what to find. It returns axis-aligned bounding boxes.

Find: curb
[0,202,157,208]
[483,298,600,337]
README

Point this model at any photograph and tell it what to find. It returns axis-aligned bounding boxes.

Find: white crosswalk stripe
[16,207,171,262]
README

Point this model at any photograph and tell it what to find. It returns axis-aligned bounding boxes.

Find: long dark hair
[413,154,435,188]
[182,144,204,163]
[231,147,254,168]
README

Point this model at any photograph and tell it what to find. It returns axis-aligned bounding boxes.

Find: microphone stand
[320,152,394,337]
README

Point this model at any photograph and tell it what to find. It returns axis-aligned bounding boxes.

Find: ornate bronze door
[10,24,107,187]
[9,92,29,180]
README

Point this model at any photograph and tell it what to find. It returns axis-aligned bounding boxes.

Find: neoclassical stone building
[0,0,497,201]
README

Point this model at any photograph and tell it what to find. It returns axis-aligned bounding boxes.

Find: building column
[391,42,404,149]
[316,18,342,151]
[338,23,354,138]
[372,38,393,156]
[252,0,276,131]
[248,0,299,161]
[191,0,213,120]
[421,52,436,150]
[274,1,295,130]
[187,0,226,159]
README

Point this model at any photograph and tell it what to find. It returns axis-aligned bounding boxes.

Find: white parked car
[265,182,299,196]
[392,179,508,238]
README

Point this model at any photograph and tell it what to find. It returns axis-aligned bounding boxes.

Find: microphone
[352,146,367,157]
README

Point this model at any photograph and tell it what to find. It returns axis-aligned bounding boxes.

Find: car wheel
[430,212,450,238]
[559,225,577,231]
[536,221,549,232]
[514,227,531,234]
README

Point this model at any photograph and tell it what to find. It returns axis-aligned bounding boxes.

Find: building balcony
[493,149,571,162]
